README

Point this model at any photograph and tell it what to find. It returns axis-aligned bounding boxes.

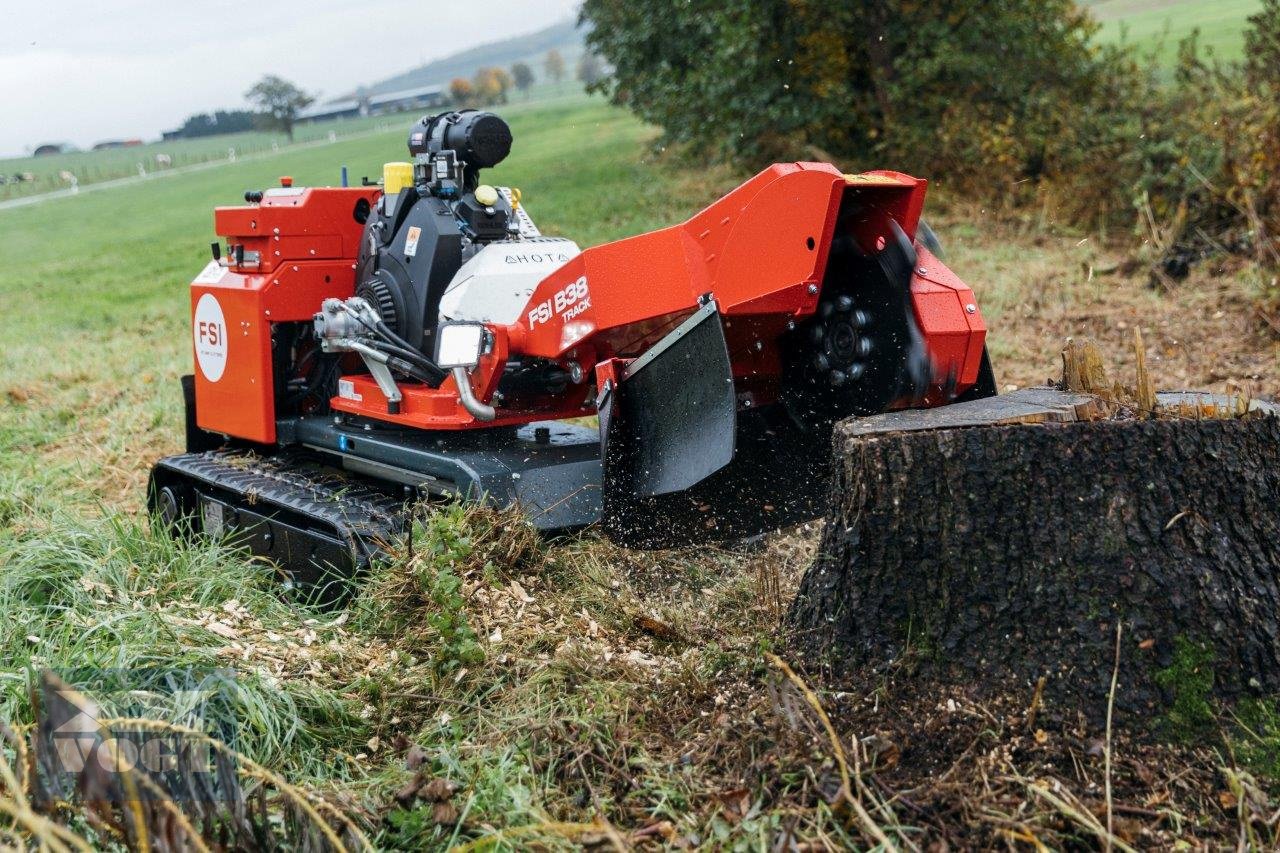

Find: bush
[582,0,1280,285]
[582,1,1122,178]
[1108,11,1280,284]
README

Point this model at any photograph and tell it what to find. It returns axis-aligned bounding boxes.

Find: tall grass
[0,514,368,778]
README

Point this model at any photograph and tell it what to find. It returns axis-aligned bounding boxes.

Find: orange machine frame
[191,165,985,441]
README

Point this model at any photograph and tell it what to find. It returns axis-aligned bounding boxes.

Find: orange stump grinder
[150,110,994,584]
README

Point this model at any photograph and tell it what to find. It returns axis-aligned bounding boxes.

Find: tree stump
[789,389,1280,723]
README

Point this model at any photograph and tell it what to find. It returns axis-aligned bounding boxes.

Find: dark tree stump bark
[789,390,1280,723]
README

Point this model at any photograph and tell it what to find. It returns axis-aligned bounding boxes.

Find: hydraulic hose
[333,299,447,386]
[452,366,495,421]
[372,319,447,386]
[368,338,446,382]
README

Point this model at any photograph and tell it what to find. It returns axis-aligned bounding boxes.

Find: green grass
[0,89,592,201]
[1086,0,1262,63]
[0,514,365,778]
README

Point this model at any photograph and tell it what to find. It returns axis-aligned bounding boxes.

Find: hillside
[354,18,584,98]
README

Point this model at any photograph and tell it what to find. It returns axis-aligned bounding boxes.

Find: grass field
[1086,0,1262,62]
[1,94,1278,847]
[0,86,587,201]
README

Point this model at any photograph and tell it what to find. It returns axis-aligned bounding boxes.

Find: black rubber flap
[600,300,836,548]
[610,300,736,498]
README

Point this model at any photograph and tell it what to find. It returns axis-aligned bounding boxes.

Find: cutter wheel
[782,221,932,428]
[149,109,994,584]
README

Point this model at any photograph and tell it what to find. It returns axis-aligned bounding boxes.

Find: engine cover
[438,238,581,325]
[353,190,465,352]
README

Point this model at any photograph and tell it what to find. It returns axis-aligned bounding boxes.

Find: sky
[0,0,580,157]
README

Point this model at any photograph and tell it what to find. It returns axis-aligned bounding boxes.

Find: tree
[511,62,535,98]
[544,49,566,88]
[243,75,314,141]
[1245,0,1280,88]
[473,67,512,106]
[172,110,259,139]
[579,0,1119,172]
[449,77,475,106]
[492,67,514,101]
[576,53,606,88]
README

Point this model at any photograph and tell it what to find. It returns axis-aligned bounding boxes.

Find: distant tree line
[168,110,261,140]
[446,49,609,108]
[167,75,315,141]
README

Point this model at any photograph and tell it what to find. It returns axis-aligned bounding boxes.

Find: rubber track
[153,450,407,562]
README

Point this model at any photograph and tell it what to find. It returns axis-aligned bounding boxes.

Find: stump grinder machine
[149,109,995,586]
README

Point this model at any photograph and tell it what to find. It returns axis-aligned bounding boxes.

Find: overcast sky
[0,0,581,157]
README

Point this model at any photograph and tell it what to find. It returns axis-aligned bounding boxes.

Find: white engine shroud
[438,238,581,326]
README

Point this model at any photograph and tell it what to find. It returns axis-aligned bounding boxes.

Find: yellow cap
[383,162,413,195]
[474,184,499,206]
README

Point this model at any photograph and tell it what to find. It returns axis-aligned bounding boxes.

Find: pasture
[1087,0,1263,62]
[0,88,586,201]
[1,0,1257,203]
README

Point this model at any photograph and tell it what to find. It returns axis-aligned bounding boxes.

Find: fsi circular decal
[193,293,228,382]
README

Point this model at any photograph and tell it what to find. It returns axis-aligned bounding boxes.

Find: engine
[316,110,581,407]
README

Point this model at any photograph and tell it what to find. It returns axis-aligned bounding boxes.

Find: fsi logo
[527,276,590,327]
[194,293,228,382]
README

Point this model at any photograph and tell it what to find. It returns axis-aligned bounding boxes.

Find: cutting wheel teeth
[830,369,848,386]
[848,362,866,380]
[857,337,874,357]
[835,295,854,311]
[814,354,830,371]
[810,325,826,344]
[853,310,870,328]
[819,301,835,319]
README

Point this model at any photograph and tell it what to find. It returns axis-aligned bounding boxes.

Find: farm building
[92,139,143,150]
[368,85,447,115]
[297,84,448,124]
[297,97,365,124]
